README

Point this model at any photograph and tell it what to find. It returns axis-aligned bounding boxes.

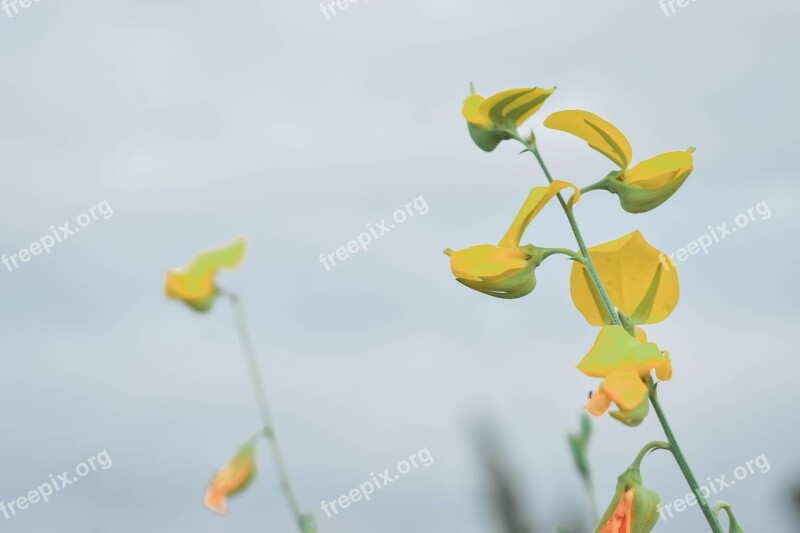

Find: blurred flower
[579,326,671,424]
[445,181,579,298]
[544,110,695,213]
[463,83,555,151]
[570,231,679,325]
[204,438,257,514]
[165,237,247,312]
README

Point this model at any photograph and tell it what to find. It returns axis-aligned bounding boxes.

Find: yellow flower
[445,180,579,298]
[462,83,555,152]
[204,439,257,514]
[570,231,679,326]
[596,462,661,533]
[579,326,672,424]
[544,110,695,213]
[164,237,247,312]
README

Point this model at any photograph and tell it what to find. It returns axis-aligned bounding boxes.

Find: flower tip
[443,248,454,257]
[687,146,697,154]
[469,81,476,94]
[203,488,227,514]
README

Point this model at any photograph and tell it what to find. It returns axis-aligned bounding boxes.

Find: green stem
[579,173,616,195]
[540,247,585,263]
[650,380,723,533]
[582,478,599,525]
[712,501,744,531]
[225,291,309,531]
[513,133,620,326]
[631,440,671,470]
[515,135,722,533]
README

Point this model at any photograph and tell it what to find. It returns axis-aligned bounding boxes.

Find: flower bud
[462,84,555,152]
[595,462,660,533]
[204,438,257,514]
[444,244,544,299]
[607,149,695,213]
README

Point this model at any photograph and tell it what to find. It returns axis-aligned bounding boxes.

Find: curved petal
[503,87,556,126]
[446,245,529,281]
[602,370,648,411]
[576,325,664,378]
[570,231,679,325]
[498,180,580,248]
[165,237,248,310]
[655,352,673,381]
[462,94,489,127]
[480,88,537,125]
[624,149,695,190]
[586,388,611,416]
[544,110,632,169]
[204,438,257,514]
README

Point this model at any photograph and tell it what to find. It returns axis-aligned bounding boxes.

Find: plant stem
[225,291,308,531]
[515,136,723,533]
[650,381,723,533]
[631,440,671,470]
[584,479,599,525]
[540,247,585,263]
[712,501,744,531]
[513,133,620,326]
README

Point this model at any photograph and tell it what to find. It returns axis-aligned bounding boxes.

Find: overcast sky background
[1,1,798,532]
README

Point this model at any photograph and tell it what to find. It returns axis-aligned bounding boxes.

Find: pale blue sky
[1,1,798,531]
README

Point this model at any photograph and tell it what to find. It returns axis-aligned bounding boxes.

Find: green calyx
[607,171,691,214]
[594,442,668,533]
[610,393,650,427]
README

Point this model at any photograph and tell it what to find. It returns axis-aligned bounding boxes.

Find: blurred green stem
[514,135,723,533]
[226,291,310,532]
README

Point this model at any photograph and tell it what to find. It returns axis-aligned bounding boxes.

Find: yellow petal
[498,180,580,248]
[623,150,694,189]
[501,87,556,126]
[576,325,665,378]
[655,352,673,381]
[462,93,489,127]
[586,388,611,416]
[602,370,648,411]
[165,237,248,309]
[544,110,632,169]
[570,231,679,325]
[204,439,257,515]
[446,244,529,281]
[480,88,537,124]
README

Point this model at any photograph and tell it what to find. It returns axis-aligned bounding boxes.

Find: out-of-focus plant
[165,238,316,532]
[568,414,598,523]
[446,84,742,532]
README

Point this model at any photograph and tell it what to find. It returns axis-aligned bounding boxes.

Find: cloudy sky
[1,0,798,531]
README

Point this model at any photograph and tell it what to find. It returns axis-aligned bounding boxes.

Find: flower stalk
[515,135,723,533]
[225,291,314,533]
